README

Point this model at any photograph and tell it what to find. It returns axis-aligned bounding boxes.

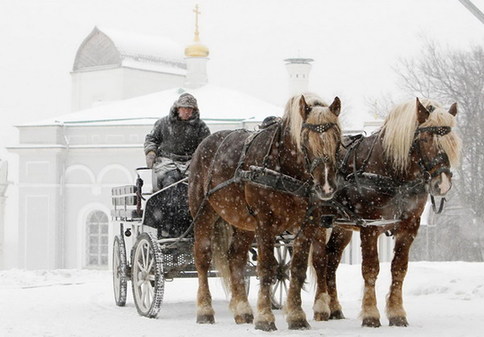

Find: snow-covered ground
[1,261,483,337]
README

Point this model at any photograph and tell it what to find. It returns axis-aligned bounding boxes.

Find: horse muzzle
[313,182,336,201]
[429,172,452,196]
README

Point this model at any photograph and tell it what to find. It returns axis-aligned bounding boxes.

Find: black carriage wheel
[271,242,292,310]
[131,232,165,318]
[113,235,128,306]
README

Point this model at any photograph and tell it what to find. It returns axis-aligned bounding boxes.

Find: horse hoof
[288,320,311,330]
[389,316,409,327]
[255,321,277,331]
[329,310,345,320]
[362,317,381,327]
[234,313,254,324]
[197,314,215,324]
[314,312,330,321]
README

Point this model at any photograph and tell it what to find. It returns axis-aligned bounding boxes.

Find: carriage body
[110,168,266,318]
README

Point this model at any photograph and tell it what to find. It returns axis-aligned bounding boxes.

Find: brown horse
[310,98,462,327]
[188,93,342,331]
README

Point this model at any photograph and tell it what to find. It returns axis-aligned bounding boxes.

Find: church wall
[66,124,151,146]
[63,147,142,269]
[14,148,66,269]
[71,68,125,111]
[71,67,185,112]
[122,68,185,99]
[18,125,66,145]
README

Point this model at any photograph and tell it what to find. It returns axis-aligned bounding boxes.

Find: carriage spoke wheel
[113,235,128,306]
[271,242,292,310]
[132,232,164,318]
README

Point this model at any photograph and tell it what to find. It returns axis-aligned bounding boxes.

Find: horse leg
[194,206,219,324]
[360,227,381,327]
[326,227,353,319]
[254,227,278,331]
[386,218,419,327]
[310,227,332,322]
[285,225,315,330]
[228,228,255,324]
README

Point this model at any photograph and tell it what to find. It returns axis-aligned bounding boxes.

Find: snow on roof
[28,84,283,126]
[73,26,186,74]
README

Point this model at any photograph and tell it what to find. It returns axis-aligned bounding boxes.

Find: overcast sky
[0,0,483,151]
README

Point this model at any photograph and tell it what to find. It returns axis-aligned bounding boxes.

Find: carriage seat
[111,185,143,221]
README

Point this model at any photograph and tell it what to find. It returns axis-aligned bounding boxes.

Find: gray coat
[144,102,211,161]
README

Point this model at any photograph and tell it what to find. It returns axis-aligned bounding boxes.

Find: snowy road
[1,262,483,337]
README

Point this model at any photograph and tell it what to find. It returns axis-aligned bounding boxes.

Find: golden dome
[185,4,209,58]
[184,37,209,57]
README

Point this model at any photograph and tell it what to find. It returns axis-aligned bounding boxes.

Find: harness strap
[237,166,312,198]
[203,129,248,196]
[345,172,428,196]
[205,125,277,197]
[262,123,281,168]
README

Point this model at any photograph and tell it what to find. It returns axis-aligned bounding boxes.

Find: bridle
[298,115,339,202]
[301,121,337,175]
[411,125,453,213]
[413,126,453,180]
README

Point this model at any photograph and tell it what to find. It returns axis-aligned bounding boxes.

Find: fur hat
[174,93,198,109]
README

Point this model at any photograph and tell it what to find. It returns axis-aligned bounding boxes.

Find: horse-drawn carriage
[111,167,293,318]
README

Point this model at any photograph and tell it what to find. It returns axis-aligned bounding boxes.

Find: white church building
[5,13,395,270]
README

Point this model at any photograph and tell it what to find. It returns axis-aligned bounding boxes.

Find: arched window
[86,211,109,267]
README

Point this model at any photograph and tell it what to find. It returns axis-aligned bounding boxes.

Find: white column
[184,57,209,89]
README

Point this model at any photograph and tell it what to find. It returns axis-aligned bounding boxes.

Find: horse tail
[212,217,233,295]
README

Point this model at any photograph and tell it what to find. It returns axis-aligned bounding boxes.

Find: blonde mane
[283,93,341,162]
[380,98,462,172]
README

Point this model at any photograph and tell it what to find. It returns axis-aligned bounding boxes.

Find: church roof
[72,26,186,75]
[30,84,282,126]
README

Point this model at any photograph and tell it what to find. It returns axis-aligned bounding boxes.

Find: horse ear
[299,95,310,118]
[448,102,458,116]
[416,97,429,124]
[329,97,341,116]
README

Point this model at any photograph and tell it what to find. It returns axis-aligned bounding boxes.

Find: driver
[144,93,211,191]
